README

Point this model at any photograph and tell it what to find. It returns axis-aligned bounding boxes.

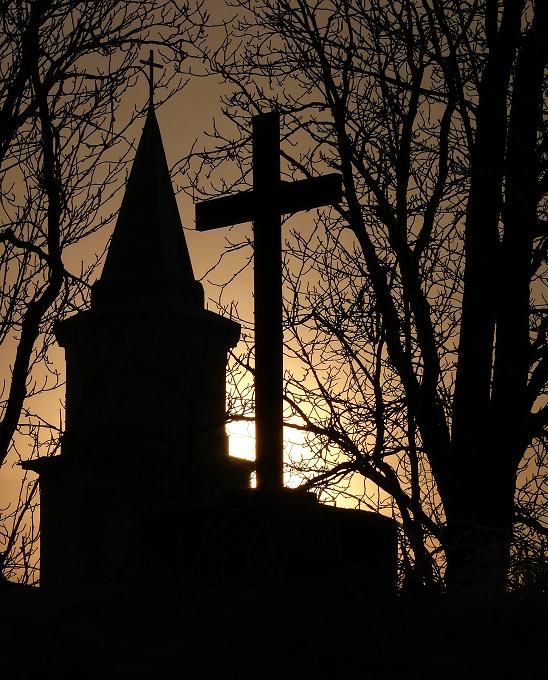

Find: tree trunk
[445,0,542,593]
[443,458,517,593]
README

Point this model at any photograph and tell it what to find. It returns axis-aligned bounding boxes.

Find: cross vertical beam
[253,112,283,489]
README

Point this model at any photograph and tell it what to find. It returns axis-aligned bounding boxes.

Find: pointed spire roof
[92,106,203,312]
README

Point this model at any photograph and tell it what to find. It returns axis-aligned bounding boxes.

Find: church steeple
[92,106,203,312]
[22,92,253,592]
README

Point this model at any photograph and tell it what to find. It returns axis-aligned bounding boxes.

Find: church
[23,103,396,594]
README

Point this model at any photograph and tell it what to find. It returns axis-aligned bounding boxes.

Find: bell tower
[24,106,252,589]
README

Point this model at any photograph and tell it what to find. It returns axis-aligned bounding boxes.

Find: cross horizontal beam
[195,173,342,232]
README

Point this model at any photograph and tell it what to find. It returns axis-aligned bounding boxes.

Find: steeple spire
[92,106,203,312]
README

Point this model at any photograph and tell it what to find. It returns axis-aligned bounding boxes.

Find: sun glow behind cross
[227,419,310,490]
[227,416,393,513]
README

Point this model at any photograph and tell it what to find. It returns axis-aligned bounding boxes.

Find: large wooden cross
[196,112,342,490]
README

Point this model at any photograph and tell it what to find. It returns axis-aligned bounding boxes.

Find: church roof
[92,105,203,312]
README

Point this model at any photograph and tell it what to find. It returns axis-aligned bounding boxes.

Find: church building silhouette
[23,106,396,593]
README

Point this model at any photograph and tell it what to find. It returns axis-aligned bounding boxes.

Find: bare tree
[0,0,207,583]
[180,0,548,592]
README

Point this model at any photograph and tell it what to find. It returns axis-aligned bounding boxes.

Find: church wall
[36,305,247,590]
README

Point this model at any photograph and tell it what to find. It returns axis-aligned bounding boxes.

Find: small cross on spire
[140,49,164,108]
